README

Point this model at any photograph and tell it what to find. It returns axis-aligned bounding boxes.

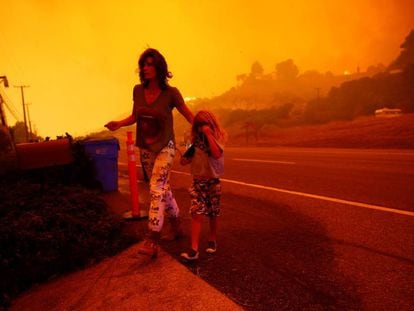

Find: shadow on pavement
[161,190,362,310]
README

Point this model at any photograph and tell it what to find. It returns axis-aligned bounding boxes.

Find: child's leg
[188,178,205,252]
[191,214,203,251]
[207,179,221,243]
[207,216,218,242]
[181,178,207,260]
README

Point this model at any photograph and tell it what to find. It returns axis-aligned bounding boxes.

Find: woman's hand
[104,121,121,131]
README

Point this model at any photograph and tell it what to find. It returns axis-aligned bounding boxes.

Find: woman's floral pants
[140,140,179,232]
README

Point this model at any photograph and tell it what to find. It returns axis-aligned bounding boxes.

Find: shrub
[0,173,136,308]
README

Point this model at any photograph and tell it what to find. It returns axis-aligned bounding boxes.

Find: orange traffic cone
[123,131,148,220]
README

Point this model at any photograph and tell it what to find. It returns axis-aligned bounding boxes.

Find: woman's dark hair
[138,48,172,90]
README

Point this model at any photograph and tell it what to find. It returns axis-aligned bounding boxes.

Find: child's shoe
[180,248,199,261]
[205,241,217,254]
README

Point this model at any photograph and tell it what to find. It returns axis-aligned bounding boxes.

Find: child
[180,110,226,261]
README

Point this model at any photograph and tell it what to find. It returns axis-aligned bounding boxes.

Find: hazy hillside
[227,113,414,149]
[89,113,414,150]
[181,31,413,132]
[88,30,414,150]
[189,66,374,112]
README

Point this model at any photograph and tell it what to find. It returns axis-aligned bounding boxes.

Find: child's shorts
[189,178,221,217]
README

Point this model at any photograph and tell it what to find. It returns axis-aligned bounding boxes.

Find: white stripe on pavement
[231,158,296,165]
[119,162,414,217]
[170,170,414,217]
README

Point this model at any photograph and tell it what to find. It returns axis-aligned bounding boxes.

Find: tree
[9,121,42,143]
[250,61,264,77]
[10,122,28,144]
[388,29,414,71]
[236,73,247,84]
[275,59,299,80]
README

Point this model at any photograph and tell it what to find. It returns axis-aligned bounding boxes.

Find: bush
[0,173,136,309]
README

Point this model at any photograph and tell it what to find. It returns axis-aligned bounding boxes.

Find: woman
[105,48,193,258]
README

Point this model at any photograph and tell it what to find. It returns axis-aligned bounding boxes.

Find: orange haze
[0,0,413,137]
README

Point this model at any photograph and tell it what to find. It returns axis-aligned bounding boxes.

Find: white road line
[119,162,413,217]
[170,170,414,217]
[232,158,296,165]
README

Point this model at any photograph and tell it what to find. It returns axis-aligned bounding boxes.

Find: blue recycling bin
[81,138,119,192]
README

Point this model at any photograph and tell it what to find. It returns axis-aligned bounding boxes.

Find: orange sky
[0,0,413,137]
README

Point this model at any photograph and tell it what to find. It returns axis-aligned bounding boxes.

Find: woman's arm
[176,102,194,124]
[201,126,222,159]
[105,114,136,131]
[172,87,194,124]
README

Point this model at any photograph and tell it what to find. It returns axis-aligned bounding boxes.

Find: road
[174,147,414,213]
[120,146,414,310]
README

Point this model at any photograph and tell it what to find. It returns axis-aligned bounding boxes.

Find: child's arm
[200,126,222,159]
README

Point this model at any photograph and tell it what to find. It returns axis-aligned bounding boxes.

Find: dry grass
[228,113,414,149]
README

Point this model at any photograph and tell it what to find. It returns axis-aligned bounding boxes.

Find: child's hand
[180,156,192,166]
[200,125,212,136]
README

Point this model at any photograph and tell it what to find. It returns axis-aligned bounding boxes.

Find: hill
[227,113,414,149]
[89,113,414,150]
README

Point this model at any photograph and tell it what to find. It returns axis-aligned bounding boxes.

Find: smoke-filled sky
[0,0,413,137]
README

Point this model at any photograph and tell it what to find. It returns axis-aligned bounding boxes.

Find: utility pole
[0,75,16,155]
[26,102,33,140]
[14,85,30,142]
[0,93,6,126]
[0,76,9,127]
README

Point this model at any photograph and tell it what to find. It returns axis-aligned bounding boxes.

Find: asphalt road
[175,147,414,213]
[120,146,414,310]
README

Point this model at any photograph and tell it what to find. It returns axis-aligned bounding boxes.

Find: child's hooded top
[189,133,224,178]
